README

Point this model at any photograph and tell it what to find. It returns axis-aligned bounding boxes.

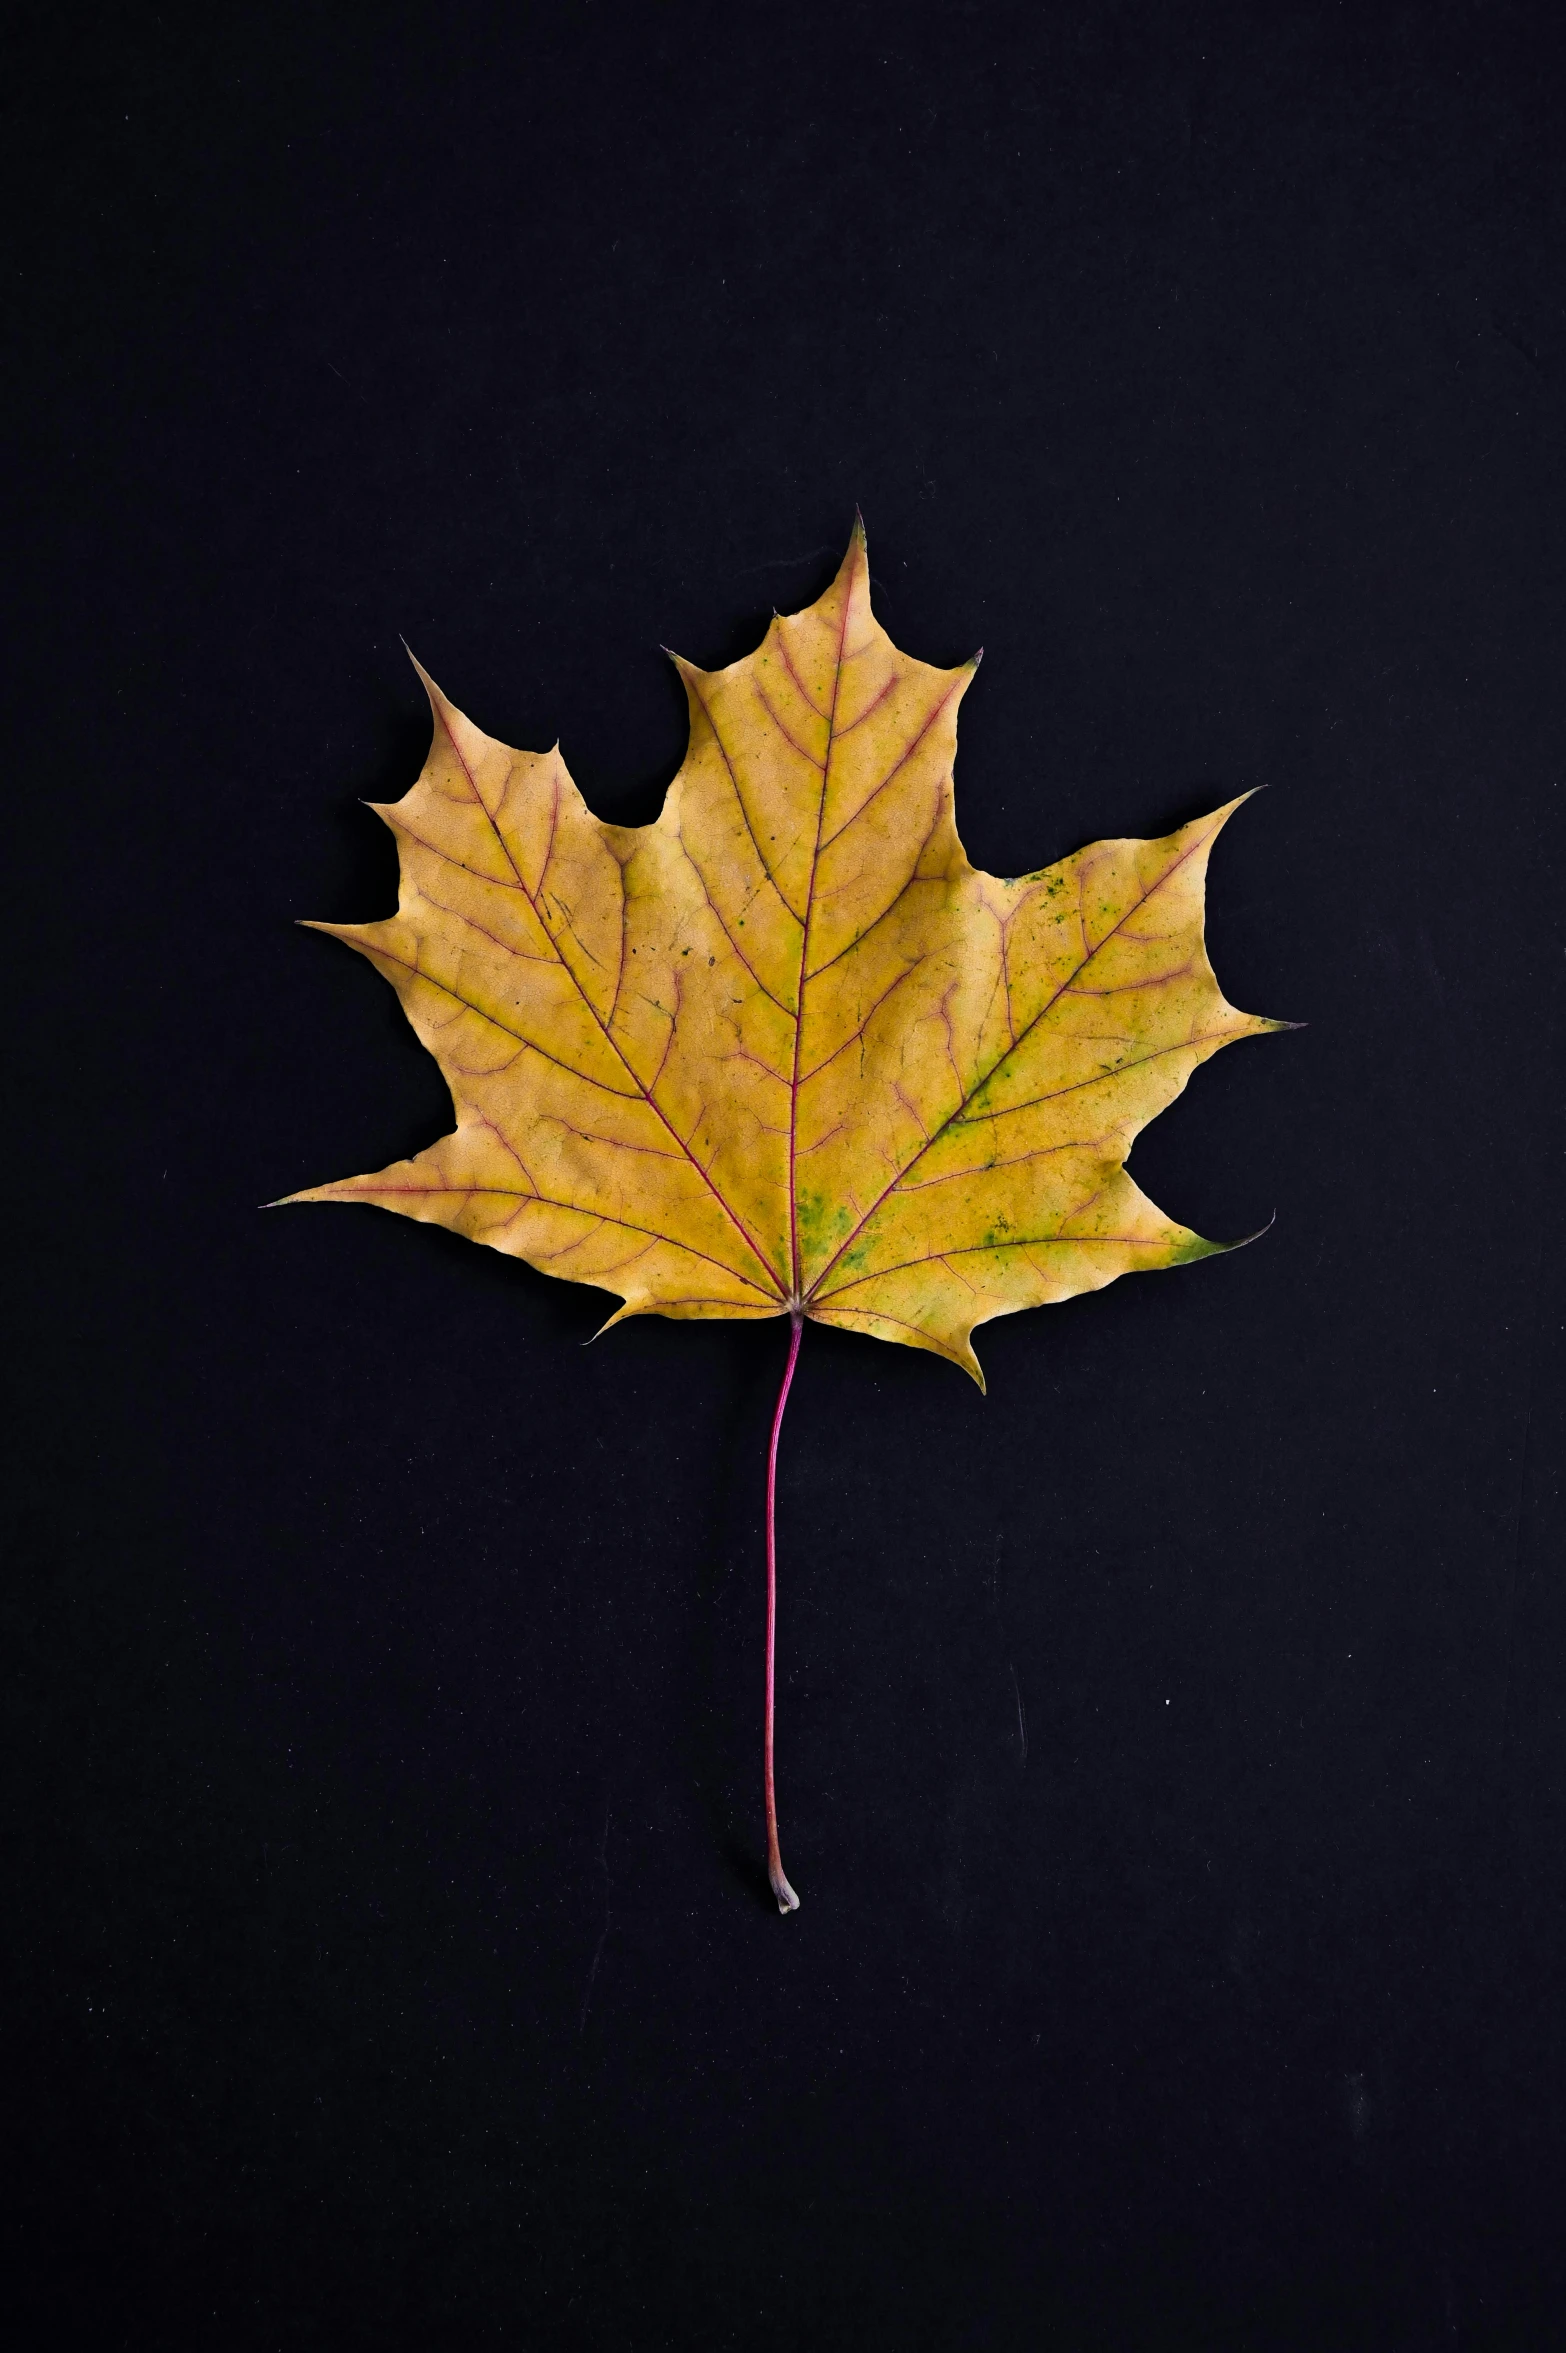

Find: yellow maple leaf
[285,522,1286,1909]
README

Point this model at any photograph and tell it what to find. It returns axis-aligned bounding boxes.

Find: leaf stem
[765,1311,804,1914]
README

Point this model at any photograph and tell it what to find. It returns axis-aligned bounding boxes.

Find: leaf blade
[292,530,1283,1368]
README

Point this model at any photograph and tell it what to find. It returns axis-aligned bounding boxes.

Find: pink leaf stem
[765,1312,804,1914]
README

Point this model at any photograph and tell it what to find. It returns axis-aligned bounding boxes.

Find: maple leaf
[285,523,1286,1909]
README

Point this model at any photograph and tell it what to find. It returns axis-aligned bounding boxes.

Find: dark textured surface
[5,5,1564,2344]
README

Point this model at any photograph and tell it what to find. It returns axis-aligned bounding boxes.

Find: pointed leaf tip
[1229,1210,1278,1251]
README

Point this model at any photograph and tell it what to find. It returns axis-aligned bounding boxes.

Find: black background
[7,4,1565,2345]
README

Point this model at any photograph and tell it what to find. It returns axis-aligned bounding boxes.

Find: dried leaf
[284,522,1286,1909]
